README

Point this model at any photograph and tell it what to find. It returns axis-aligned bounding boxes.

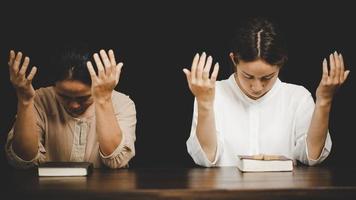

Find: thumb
[183,68,191,82]
[115,62,123,84]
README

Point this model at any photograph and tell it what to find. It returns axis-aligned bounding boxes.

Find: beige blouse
[5,86,136,169]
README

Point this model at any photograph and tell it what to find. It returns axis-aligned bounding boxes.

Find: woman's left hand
[316,51,350,105]
[87,49,123,104]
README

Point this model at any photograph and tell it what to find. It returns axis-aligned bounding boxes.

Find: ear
[229,52,238,66]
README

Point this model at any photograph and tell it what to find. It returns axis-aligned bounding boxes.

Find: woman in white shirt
[183,18,350,167]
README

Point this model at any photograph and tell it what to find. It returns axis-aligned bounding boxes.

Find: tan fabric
[5,86,136,169]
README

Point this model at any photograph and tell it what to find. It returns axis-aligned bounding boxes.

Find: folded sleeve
[99,95,136,169]
[186,98,223,167]
[5,101,47,169]
[293,92,332,166]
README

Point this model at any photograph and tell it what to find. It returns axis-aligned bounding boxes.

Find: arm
[183,52,219,162]
[8,50,39,161]
[307,51,350,159]
[87,49,124,156]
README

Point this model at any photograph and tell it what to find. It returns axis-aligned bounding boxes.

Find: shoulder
[279,82,312,99]
[33,86,58,115]
[278,81,314,111]
[111,90,136,114]
[34,86,56,106]
[215,75,235,95]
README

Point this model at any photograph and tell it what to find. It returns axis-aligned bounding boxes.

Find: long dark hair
[231,17,288,69]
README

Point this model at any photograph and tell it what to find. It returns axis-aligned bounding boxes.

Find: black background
[1,0,355,169]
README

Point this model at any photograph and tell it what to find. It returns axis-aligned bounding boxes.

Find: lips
[65,107,85,116]
[251,93,262,97]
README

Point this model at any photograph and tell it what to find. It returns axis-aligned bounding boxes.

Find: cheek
[82,99,94,108]
[238,77,250,87]
[262,79,277,91]
[240,78,255,91]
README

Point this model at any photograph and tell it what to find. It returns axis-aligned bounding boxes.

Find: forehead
[238,59,279,77]
[55,80,91,97]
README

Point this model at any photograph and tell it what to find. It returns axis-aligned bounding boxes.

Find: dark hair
[231,17,288,68]
[51,43,96,86]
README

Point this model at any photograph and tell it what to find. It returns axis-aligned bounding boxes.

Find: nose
[68,101,81,109]
[251,80,264,93]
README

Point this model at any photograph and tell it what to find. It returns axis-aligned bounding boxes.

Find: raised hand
[316,51,350,105]
[8,50,38,103]
[183,52,219,104]
[86,49,123,104]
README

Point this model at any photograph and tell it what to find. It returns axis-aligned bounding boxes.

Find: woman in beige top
[5,46,136,169]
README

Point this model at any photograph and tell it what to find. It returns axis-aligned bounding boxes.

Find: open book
[236,154,293,172]
[38,162,93,176]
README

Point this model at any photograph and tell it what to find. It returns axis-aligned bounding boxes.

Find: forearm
[12,99,39,160]
[306,99,332,160]
[196,101,217,162]
[95,98,123,156]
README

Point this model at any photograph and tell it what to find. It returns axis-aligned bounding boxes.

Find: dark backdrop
[1,0,355,169]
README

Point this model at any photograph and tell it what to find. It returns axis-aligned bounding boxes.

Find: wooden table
[3,166,356,199]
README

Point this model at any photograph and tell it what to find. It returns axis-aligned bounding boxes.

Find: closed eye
[262,76,274,80]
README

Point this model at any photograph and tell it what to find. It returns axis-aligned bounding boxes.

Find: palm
[87,49,122,103]
[183,52,219,104]
[316,52,350,102]
[8,51,37,102]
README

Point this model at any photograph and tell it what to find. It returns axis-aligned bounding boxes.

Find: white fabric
[187,74,332,167]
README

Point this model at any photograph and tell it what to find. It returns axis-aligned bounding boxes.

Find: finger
[115,62,123,84]
[108,49,117,68]
[8,50,15,67]
[333,51,341,83]
[86,61,99,83]
[203,56,212,80]
[191,53,199,84]
[321,58,328,84]
[329,53,335,79]
[210,62,219,83]
[13,52,23,74]
[339,53,345,82]
[19,57,30,76]
[93,53,105,78]
[182,68,191,84]
[197,52,206,81]
[100,49,112,76]
[339,53,345,72]
[27,66,37,81]
[343,70,350,83]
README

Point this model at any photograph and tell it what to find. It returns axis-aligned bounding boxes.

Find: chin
[248,92,264,99]
[67,109,85,117]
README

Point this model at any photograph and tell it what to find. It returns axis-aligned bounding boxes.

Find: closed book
[38,162,93,177]
[237,154,293,172]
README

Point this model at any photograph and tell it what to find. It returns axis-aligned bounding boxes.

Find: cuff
[305,133,332,166]
[99,133,126,159]
[186,133,221,167]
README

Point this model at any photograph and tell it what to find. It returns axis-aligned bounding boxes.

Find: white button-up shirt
[187,74,331,167]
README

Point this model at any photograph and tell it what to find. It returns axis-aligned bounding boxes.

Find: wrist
[17,96,35,106]
[197,101,214,112]
[315,98,333,107]
[94,96,113,106]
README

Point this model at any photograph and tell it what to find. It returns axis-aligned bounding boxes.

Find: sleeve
[293,91,332,166]
[186,98,224,167]
[5,97,47,169]
[99,95,136,169]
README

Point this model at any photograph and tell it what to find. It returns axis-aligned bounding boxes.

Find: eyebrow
[57,93,91,99]
[242,71,276,78]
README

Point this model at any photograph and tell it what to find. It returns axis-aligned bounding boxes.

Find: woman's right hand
[8,50,37,103]
[183,52,219,105]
